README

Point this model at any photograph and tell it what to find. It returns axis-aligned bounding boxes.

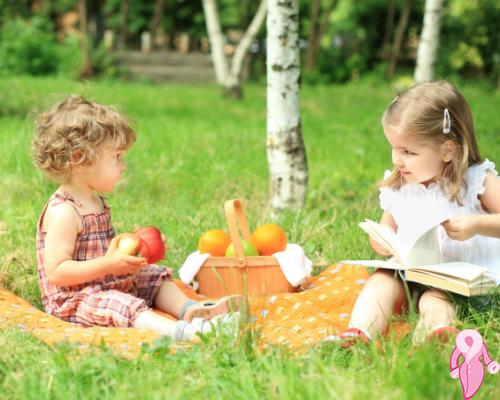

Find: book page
[358,220,405,264]
[404,224,443,266]
[340,259,404,270]
[409,262,492,281]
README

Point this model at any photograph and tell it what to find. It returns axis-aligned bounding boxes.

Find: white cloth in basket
[273,244,312,287]
[179,244,312,287]
[179,251,210,285]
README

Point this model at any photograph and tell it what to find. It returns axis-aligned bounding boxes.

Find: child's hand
[442,215,479,241]
[105,236,148,275]
[369,236,393,257]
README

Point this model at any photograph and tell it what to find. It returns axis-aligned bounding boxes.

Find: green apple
[225,240,259,257]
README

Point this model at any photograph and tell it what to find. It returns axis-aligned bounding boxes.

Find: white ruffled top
[379,159,500,283]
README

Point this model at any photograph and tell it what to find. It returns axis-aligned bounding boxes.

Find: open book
[341,219,497,297]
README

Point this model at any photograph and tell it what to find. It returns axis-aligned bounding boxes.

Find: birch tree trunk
[202,0,267,98]
[226,0,267,98]
[267,0,308,211]
[202,0,229,84]
[414,0,445,83]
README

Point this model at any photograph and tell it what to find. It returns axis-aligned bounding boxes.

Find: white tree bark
[414,0,445,83]
[202,0,267,97]
[202,0,229,84]
[267,0,308,210]
[226,0,267,97]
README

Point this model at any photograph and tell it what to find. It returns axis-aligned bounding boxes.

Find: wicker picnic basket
[196,199,295,298]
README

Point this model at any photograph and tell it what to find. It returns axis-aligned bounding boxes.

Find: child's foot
[338,328,370,348]
[173,320,200,343]
[182,295,244,322]
[191,312,241,336]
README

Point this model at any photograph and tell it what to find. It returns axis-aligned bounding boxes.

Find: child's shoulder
[41,193,82,234]
[466,159,497,186]
[465,159,498,200]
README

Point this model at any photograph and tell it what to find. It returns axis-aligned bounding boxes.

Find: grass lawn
[0,76,499,399]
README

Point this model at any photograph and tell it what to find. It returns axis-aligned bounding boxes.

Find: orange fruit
[252,223,288,256]
[198,229,231,256]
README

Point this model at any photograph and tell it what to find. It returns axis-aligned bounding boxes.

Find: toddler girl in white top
[342,81,500,346]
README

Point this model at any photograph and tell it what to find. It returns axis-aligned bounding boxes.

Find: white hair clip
[443,108,451,134]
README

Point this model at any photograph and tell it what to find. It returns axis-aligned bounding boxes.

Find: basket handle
[224,199,253,267]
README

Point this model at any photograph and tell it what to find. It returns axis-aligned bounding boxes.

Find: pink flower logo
[450,329,499,399]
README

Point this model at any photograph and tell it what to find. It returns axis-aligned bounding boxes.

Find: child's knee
[369,269,403,292]
[418,289,455,315]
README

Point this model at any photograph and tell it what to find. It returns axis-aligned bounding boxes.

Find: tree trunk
[267,0,308,211]
[305,0,337,71]
[225,0,267,98]
[202,0,229,85]
[78,0,93,78]
[387,0,412,79]
[381,0,396,61]
[119,0,128,50]
[305,0,321,71]
[149,0,166,49]
[414,0,445,83]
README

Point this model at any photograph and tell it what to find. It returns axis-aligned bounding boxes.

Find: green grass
[0,76,499,399]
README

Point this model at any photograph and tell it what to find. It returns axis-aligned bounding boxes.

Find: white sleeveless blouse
[379,159,500,284]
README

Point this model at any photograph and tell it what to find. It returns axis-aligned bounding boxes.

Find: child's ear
[440,140,456,163]
[70,150,88,171]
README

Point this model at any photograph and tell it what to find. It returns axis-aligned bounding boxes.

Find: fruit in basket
[198,229,231,256]
[225,240,259,257]
[252,223,288,255]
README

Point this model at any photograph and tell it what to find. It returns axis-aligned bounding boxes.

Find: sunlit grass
[0,76,498,399]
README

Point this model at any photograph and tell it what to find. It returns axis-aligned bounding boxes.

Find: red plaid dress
[36,192,172,327]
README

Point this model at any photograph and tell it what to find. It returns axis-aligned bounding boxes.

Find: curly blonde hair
[380,80,482,205]
[32,95,136,183]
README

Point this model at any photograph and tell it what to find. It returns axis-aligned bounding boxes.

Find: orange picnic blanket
[0,264,410,357]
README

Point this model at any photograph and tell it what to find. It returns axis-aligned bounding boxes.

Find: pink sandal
[183,295,244,322]
[426,326,459,344]
[339,328,370,347]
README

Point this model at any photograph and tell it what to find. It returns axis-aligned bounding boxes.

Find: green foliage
[0,16,60,76]
[301,0,499,85]
[0,16,82,78]
[437,0,500,84]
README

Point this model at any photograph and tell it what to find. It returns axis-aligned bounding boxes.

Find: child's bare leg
[133,309,199,341]
[153,281,192,318]
[153,280,243,322]
[348,269,407,338]
[412,289,457,345]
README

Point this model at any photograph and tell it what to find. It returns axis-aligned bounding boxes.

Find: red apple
[117,233,142,256]
[135,226,166,264]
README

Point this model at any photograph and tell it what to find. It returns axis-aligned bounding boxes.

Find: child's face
[383,123,446,186]
[84,144,128,193]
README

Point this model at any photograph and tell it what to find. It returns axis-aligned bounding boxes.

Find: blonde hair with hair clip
[31,95,136,183]
[380,81,482,205]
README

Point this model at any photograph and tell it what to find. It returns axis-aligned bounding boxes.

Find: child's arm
[369,211,398,257]
[44,203,148,286]
[443,172,500,240]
